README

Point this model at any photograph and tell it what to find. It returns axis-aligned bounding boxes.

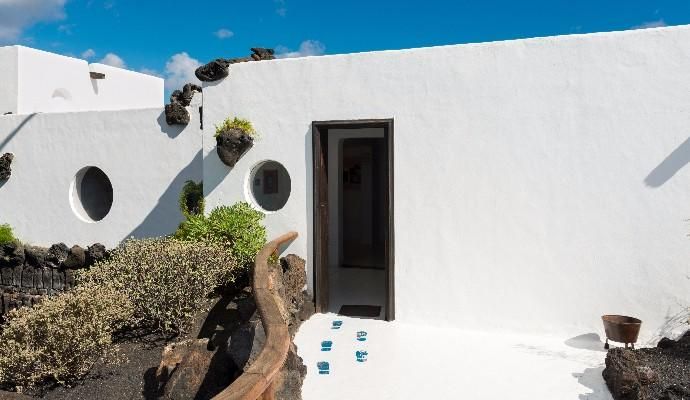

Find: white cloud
[99,52,126,68]
[0,0,67,42]
[214,28,234,39]
[57,23,74,34]
[631,19,667,29]
[275,0,286,17]
[81,48,96,59]
[276,40,326,58]
[163,52,202,91]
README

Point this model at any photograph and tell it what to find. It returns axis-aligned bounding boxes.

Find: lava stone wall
[0,241,107,315]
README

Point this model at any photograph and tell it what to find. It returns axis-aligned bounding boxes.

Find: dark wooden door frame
[312,119,395,321]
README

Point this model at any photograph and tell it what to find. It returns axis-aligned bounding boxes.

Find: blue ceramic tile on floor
[317,361,330,375]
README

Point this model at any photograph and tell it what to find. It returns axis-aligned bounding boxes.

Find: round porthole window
[249,161,291,212]
[70,166,113,222]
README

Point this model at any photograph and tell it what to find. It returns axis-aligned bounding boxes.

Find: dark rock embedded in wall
[24,245,47,268]
[279,254,312,335]
[1,266,12,285]
[215,128,254,168]
[195,48,275,82]
[85,243,107,266]
[195,59,231,82]
[63,245,86,269]
[250,47,275,61]
[47,243,69,266]
[0,153,14,180]
[170,83,202,107]
[603,331,690,400]
[165,103,190,125]
[164,83,201,126]
[0,241,25,268]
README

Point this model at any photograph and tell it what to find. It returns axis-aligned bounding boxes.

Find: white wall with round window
[69,166,113,222]
[247,160,291,212]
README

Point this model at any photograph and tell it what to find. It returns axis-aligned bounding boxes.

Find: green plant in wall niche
[0,223,16,244]
[214,117,257,167]
[214,117,257,138]
[179,180,204,217]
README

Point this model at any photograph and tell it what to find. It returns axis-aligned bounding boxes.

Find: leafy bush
[0,286,133,390]
[0,223,16,244]
[78,238,238,334]
[174,202,266,268]
[179,180,204,216]
[214,117,257,138]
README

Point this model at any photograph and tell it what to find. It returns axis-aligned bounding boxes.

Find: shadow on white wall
[645,136,690,187]
[0,113,36,152]
[126,149,202,240]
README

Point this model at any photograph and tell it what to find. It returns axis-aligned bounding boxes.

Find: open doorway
[312,120,394,320]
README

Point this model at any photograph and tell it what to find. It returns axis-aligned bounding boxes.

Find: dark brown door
[312,127,329,313]
[312,119,395,320]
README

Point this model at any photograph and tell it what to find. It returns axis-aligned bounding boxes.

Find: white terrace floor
[294,313,614,400]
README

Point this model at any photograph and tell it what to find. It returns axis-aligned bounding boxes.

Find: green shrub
[0,286,133,390]
[0,223,16,244]
[214,117,257,138]
[78,238,238,334]
[179,180,204,216]
[174,202,266,268]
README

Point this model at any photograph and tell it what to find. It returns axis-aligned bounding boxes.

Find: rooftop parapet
[0,45,163,115]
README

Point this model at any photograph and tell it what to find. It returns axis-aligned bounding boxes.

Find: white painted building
[1,25,689,346]
[0,46,201,248]
[0,45,163,115]
[204,25,690,342]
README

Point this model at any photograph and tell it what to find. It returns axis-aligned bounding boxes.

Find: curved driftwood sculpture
[213,231,298,400]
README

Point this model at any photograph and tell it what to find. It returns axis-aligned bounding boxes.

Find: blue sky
[1,0,689,94]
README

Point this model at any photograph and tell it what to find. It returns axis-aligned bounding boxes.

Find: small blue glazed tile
[317,361,330,375]
[356,331,367,341]
[355,350,368,363]
[321,340,333,351]
[332,320,343,329]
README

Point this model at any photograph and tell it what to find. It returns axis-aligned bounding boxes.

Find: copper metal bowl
[602,315,642,349]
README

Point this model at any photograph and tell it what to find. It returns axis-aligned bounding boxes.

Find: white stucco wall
[0,101,201,248]
[87,63,164,111]
[0,46,163,115]
[0,46,18,115]
[203,25,690,340]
